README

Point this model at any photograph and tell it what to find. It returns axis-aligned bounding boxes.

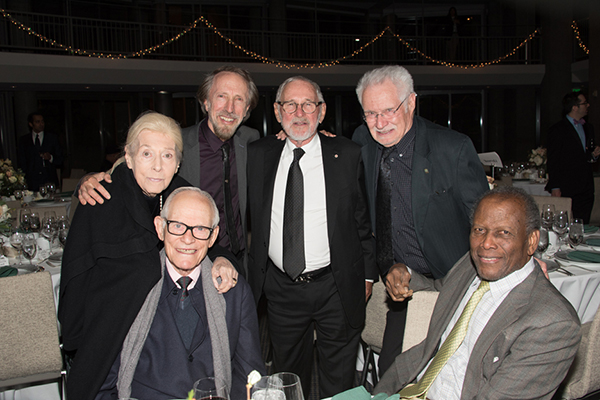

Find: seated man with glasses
[96,187,265,400]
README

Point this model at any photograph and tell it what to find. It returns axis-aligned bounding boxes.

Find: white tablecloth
[512,180,550,196]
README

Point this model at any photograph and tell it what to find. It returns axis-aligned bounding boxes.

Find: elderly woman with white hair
[59,111,239,400]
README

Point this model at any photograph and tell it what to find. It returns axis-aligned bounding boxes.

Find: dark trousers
[377,298,408,377]
[568,188,595,224]
[264,263,361,399]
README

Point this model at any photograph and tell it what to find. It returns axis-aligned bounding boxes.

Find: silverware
[553,260,574,276]
[556,259,596,273]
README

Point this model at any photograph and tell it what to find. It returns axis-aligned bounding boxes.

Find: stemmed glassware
[20,208,32,232]
[29,211,40,232]
[193,377,230,400]
[40,211,57,255]
[10,230,24,266]
[14,190,23,201]
[541,204,555,230]
[39,184,48,198]
[57,215,70,249]
[266,373,304,400]
[536,227,549,256]
[568,218,585,249]
[21,234,37,271]
[553,210,569,250]
[45,182,57,199]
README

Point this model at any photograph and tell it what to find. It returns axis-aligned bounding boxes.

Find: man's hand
[275,129,335,141]
[365,281,373,302]
[551,188,561,198]
[534,257,549,280]
[78,172,112,205]
[385,263,413,301]
[41,152,52,161]
[211,256,239,294]
[593,146,600,158]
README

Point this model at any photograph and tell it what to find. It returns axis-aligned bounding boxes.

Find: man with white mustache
[247,76,377,398]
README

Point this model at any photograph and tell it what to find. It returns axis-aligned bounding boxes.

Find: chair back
[531,195,572,220]
[558,306,600,399]
[403,291,439,351]
[0,271,63,389]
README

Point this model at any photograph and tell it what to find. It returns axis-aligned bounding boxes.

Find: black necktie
[35,134,41,150]
[175,276,198,349]
[283,148,306,280]
[376,146,395,272]
[221,143,240,256]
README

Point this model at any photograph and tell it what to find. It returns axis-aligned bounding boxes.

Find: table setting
[536,203,600,324]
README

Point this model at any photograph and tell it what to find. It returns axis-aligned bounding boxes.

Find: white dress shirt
[423,258,536,400]
[166,257,202,290]
[31,131,54,163]
[268,135,330,273]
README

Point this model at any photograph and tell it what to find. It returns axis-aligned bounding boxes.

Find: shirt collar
[567,115,586,127]
[165,256,202,290]
[32,131,44,141]
[475,257,535,303]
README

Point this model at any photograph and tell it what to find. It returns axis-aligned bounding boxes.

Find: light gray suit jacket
[179,120,260,275]
[374,253,581,400]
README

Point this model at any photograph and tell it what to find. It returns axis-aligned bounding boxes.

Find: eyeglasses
[277,101,323,114]
[577,102,589,107]
[165,219,214,240]
[363,94,412,122]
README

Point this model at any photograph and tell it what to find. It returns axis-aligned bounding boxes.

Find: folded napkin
[0,266,18,277]
[585,238,600,247]
[567,251,600,263]
[332,386,399,400]
[584,225,599,234]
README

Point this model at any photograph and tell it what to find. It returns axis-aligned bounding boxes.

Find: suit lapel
[321,135,343,241]
[261,139,285,242]
[411,119,433,237]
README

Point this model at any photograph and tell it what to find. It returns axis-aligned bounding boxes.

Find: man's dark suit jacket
[375,254,581,399]
[99,270,265,400]
[247,134,377,328]
[17,131,64,191]
[354,116,489,279]
[546,118,595,201]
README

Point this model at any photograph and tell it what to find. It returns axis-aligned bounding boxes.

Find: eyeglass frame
[362,93,413,122]
[276,100,323,114]
[164,219,215,240]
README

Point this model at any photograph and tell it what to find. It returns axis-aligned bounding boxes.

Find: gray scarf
[117,250,231,398]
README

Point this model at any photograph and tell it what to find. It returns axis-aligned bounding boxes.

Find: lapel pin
[424,168,429,173]
[334,154,339,158]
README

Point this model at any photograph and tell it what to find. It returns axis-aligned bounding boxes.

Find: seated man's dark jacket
[98,272,265,400]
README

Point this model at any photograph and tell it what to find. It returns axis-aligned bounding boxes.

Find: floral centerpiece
[528,147,547,168]
[0,159,26,197]
[0,200,12,232]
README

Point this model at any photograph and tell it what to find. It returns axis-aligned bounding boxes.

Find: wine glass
[536,227,549,256]
[45,182,57,199]
[21,234,37,271]
[10,231,24,266]
[193,377,230,400]
[541,204,555,230]
[14,190,23,201]
[267,372,304,400]
[20,208,32,232]
[568,218,584,248]
[29,211,40,232]
[41,213,57,255]
[39,184,48,198]
[553,210,569,250]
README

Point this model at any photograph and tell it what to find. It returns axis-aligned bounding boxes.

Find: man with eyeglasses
[546,92,600,223]
[353,65,489,377]
[247,76,377,398]
[96,187,265,400]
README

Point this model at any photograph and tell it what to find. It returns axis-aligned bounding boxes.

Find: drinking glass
[536,227,549,255]
[553,210,569,250]
[22,234,37,271]
[45,182,57,199]
[14,190,23,201]
[541,204,555,230]
[29,211,40,232]
[20,208,32,232]
[41,213,57,255]
[10,231,24,266]
[267,372,304,400]
[568,218,584,248]
[193,377,230,400]
[39,184,48,198]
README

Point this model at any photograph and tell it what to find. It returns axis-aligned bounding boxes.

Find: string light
[572,21,589,55]
[0,8,589,68]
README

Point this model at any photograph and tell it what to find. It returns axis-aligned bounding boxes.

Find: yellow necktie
[399,280,490,399]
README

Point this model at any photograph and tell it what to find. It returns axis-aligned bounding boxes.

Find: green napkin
[332,386,399,400]
[586,238,600,247]
[584,225,599,233]
[0,266,18,277]
[567,251,600,263]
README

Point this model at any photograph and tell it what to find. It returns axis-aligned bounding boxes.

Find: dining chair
[0,271,66,399]
[531,195,573,221]
[359,280,438,388]
[555,305,600,399]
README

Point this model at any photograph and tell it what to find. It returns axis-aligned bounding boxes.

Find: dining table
[511,179,550,196]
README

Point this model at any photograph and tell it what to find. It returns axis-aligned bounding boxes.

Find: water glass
[536,227,549,255]
[568,218,584,248]
[29,211,40,232]
[553,210,569,250]
[541,204,555,230]
[267,372,304,400]
[10,231,24,266]
[193,377,230,400]
[22,234,37,271]
[20,208,32,232]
